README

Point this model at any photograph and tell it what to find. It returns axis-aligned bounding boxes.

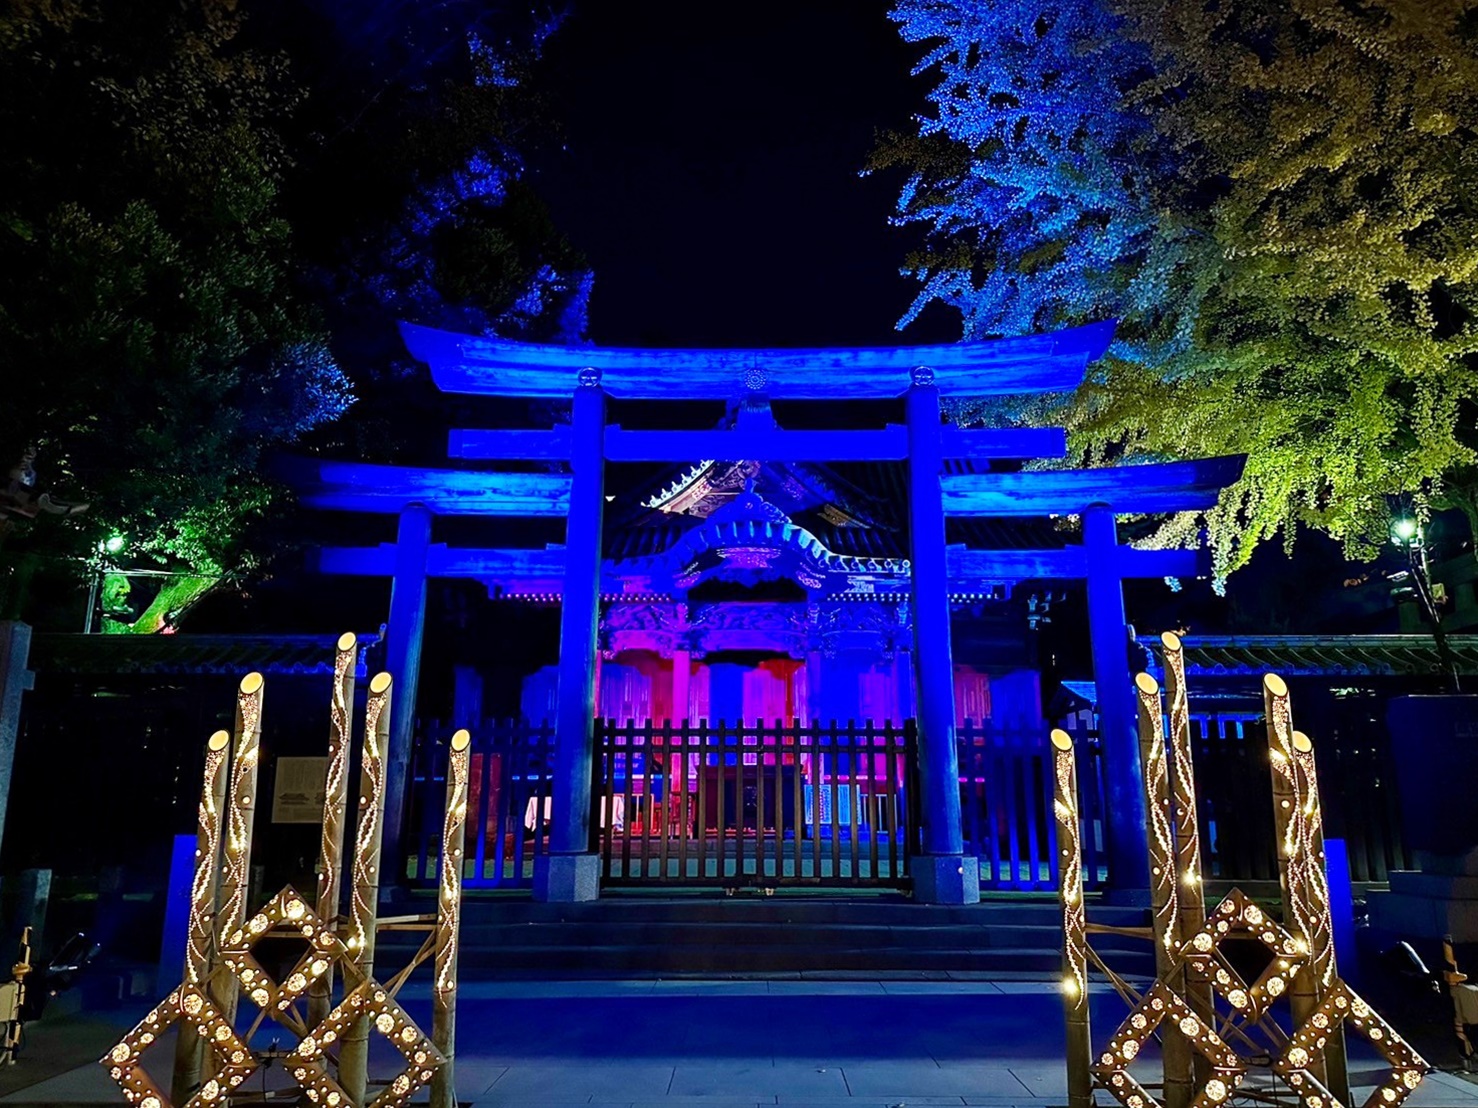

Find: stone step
[375,895,1152,979]
[424,942,1154,976]
[417,919,1147,952]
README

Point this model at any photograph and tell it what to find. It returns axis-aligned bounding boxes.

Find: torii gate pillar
[906,371,979,904]
[1083,504,1151,896]
[535,372,606,902]
[382,501,432,876]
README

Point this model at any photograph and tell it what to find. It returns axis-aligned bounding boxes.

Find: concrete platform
[3,980,1477,1107]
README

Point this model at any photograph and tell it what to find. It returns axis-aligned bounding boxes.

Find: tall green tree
[0,0,352,621]
[883,0,1478,575]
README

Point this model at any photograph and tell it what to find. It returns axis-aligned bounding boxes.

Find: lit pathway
[4,980,1477,1106]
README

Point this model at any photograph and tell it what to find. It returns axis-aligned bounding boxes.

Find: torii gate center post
[296,321,1243,904]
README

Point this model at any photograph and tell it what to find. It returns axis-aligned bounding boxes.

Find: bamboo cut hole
[208,730,230,752]
[337,631,357,652]
[1050,729,1073,752]
[240,672,264,695]
[370,672,392,695]
[1264,673,1288,698]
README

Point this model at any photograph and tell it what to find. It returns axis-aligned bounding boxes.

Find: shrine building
[296,320,1243,905]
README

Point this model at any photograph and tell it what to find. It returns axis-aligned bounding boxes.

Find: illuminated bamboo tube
[309,632,358,1028]
[1264,674,1328,1087]
[340,670,392,1106]
[431,728,470,1108]
[1292,729,1350,1104]
[170,729,232,1104]
[1052,729,1092,1108]
[211,672,265,1036]
[1159,634,1205,922]
[1160,632,1214,1087]
[1135,673,1192,1108]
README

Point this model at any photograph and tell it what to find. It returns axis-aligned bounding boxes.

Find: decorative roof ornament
[911,365,935,387]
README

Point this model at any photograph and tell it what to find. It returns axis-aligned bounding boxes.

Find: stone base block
[1368,866,1478,942]
[533,853,602,903]
[910,854,980,905]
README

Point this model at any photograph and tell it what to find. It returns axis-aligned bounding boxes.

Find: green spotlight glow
[104,533,126,554]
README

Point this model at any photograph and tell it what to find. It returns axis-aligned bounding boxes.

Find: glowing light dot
[376,1013,396,1034]
[1178,1016,1199,1036]
[1267,976,1286,997]
[1206,1079,1228,1102]
[1121,1040,1139,1061]
[110,1044,131,1063]
[1403,1070,1421,1089]
[1227,989,1248,1009]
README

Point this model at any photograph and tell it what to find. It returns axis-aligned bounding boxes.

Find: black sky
[527,1,959,349]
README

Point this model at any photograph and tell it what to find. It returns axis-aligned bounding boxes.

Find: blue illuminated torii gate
[298,320,1243,904]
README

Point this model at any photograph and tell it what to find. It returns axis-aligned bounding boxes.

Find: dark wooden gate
[595,719,916,888]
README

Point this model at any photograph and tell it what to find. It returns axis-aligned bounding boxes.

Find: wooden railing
[405,707,1409,892]
[594,719,917,888]
[407,719,555,888]
[958,721,1108,891]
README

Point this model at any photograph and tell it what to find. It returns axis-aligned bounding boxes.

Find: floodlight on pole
[104,533,126,555]
[1390,517,1420,545]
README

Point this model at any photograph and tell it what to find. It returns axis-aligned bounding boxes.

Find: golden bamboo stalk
[1135,673,1192,1108]
[211,672,264,1035]
[1292,729,1350,1104]
[170,729,232,1104]
[1264,674,1329,1088]
[309,632,358,1028]
[1161,632,1214,1087]
[339,670,392,1105]
[1052,728,1093,1108]
[431,728,471,1108]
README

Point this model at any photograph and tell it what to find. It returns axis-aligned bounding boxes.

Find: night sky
[528,2,959,349]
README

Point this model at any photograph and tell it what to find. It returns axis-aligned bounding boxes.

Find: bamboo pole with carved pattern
[431,727,471,1108]
[210,673,264,1041]
[1135,672,1192,1108]
[170,729,232,1103]
[1265,675,1331,1090]
[339,670,392,1105]
[309,632,358,1028]
[1291,729,1350,1104]
[1160,632,1215,1091]
[1052,728,1092,1108]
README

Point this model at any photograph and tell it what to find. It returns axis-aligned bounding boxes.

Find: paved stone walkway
[3,980,1476,1106]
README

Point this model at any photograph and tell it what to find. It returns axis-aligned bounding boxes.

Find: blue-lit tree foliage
[882,0,1478,574]
[874,0,1162,349]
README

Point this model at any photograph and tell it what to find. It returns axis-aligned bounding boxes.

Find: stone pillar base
[533,853,602,903]
[910,854,980,905]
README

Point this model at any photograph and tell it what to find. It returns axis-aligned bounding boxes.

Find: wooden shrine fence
[594,719,917,888]
[405,710,1409,892]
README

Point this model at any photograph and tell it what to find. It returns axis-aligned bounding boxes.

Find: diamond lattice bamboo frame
[1060,658,1430,1108]
[103,638,465,1108]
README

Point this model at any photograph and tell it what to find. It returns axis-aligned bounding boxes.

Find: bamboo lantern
[1135,672,1192,1108]
[211,673,264,1035]
[1052,728,1092,1108]
[170,729,232,1104]
[431,727,471,1108]
[309,632,358,1027]
[339,670,392,1105]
